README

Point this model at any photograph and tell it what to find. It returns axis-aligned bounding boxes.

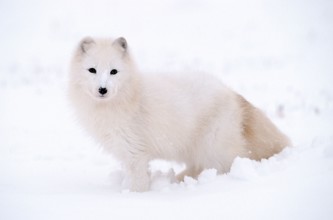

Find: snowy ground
[1,0,333,219]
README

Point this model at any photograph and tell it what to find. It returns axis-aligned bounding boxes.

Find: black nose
[99,87,108,95]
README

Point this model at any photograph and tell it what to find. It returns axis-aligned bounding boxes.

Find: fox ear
[79,37,95,53]
[113,37,127,51]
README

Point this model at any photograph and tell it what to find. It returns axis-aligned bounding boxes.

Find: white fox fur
[68,37,291,192]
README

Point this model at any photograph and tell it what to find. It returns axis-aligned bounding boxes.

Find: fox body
[68,37,290,191]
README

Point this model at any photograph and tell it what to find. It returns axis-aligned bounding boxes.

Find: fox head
[69,37,137,102]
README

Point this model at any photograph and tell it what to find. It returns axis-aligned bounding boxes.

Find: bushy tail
[238,95,291,160]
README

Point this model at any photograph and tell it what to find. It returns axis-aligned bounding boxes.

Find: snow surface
[1,0,333,219]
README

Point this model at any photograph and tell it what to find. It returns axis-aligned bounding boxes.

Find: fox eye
[110,69,118,75]
[88,68,96,74]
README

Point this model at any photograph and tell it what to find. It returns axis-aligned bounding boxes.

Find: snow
[1,0,333,219]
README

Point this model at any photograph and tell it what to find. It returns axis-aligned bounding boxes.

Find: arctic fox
[68,37,290,192]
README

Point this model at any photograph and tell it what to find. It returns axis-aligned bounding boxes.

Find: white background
[0,0,333,219]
